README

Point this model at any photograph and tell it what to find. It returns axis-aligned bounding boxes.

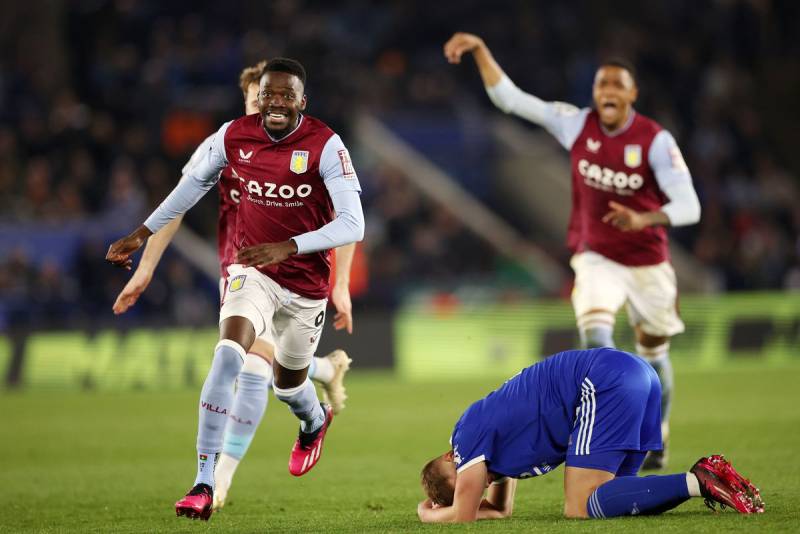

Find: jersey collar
[600,109,636,137]
[264,114,305,143]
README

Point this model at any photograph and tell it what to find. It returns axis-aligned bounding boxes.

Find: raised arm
[444,32,504,87]
[444,32,589,150]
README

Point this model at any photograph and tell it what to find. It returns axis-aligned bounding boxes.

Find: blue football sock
[587,474,690,518]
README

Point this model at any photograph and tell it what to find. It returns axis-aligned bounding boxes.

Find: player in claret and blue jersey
[417,348,764,523]
[445,32,704,470]
[107,57,364,521]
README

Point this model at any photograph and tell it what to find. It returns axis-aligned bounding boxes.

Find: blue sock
[587,474,690,518]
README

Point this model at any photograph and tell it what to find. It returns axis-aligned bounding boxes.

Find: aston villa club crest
[229,275,246,292]
[290,150,309,174]
[624,144,642,168]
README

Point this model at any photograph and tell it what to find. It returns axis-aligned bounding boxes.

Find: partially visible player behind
[112,61,356,511]
[107,57,365,521]
[445,33,702,469]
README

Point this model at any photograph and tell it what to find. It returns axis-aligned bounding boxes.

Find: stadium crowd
[1,0,798,328]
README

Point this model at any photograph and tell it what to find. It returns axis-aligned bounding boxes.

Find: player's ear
[444,450,454,462]
[299,94,307,111]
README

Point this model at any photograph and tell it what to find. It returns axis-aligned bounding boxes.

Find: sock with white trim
[273,379,325,433]
[636,342,674,424]
[195,340,245,487]
[222,353,273,460]
[587,474,690,518]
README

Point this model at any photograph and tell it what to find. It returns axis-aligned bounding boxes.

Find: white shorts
[570,251,684,337]
[219,275,275,346]
[219,265,325,369]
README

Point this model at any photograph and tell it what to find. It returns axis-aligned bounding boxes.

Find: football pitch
[3,364,799,533]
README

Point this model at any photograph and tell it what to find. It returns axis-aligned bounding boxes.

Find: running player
[444,33,702,469]
[417,348,764,523]
[106,57,365,521]
[110,61,355,511]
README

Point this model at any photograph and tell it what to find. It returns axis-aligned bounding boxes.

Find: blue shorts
[565,349,662,475]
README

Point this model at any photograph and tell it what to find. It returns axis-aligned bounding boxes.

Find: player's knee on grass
[563,466,615,518]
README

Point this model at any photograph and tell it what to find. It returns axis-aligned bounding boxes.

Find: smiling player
[107,57,364,521]
[111,60,356,513]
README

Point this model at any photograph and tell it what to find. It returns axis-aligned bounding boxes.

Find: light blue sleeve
[291,135,364,254]
[318,134,362,194]
[181,134,216,176]
[486,75,590,150]
[648,130,701,226]
[143,122,231,233]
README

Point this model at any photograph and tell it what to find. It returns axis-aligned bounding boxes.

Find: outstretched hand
[112,268,153,314]
[330,283,353,334]
[444,32,484,64]
[602,201,649,232]
[237,240,298,269]
[105,225,151,270]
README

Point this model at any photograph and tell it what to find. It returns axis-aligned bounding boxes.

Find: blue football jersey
[450,348,659,479]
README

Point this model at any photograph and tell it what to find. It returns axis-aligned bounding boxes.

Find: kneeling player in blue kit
[418,348,763,523]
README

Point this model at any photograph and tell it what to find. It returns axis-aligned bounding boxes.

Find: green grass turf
[2,365,799,533]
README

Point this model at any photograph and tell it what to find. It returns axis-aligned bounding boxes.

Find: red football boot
[175,483,214,520]
[289,404,334,476]
[690,455,765,514]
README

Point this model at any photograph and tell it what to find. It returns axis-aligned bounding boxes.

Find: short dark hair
[263,57,307,86]
[599,57,637,82]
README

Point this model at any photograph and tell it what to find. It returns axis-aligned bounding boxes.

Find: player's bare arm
[444,32,504,87]
[331,242,356,333]
[112,214,184,313]
[236,240,299,268]
[105,224,153,270]
[418,461,508,523]
[481,477,517,518]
